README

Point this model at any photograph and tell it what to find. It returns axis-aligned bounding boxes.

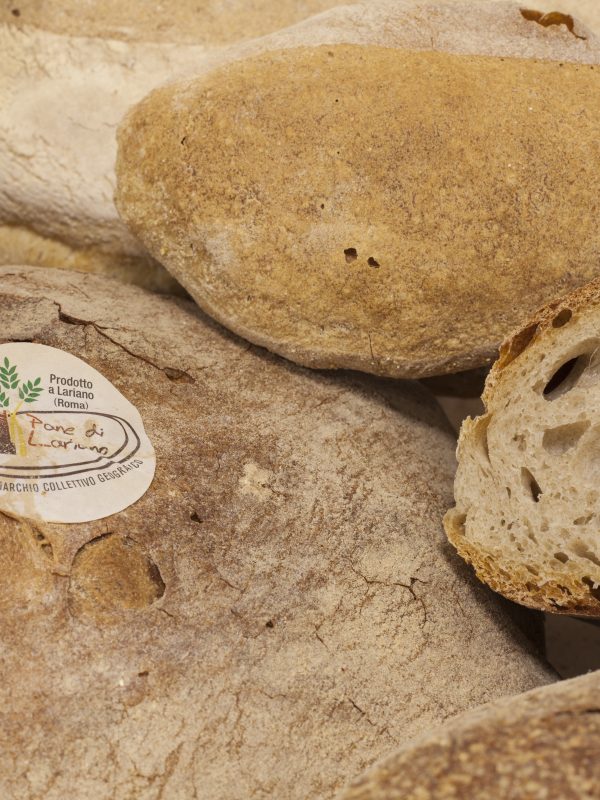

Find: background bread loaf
[116,0,600,377]
[0,0,349,291]
[340,669,600,800]
[0,265,554,800]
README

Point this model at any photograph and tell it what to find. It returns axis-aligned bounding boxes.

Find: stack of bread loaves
[1,1,599,799]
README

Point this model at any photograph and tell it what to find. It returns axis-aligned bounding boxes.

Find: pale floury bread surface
[340,670,600,800]
[0,0,348,292]
[446,278,600,616]
[2,0,355,44]
[0,265,555,799]
[115,1,600,378]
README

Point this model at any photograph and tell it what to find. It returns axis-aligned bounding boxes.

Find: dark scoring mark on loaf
[552,308,573,328]
[521,467,542,502]
[344,248,358,263]
[520,9,587,39]
[68,533,165,622]
[163,367,195,384]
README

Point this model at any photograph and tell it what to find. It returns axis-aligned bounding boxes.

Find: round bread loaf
[340,669,600,800]
[446,278,600,616]
[116,0,600,377]
[0,265,553,799]
[0,0,346,291]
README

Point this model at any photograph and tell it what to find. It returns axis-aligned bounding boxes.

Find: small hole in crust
[554,552,569,563]
[367,257,380,268]
[344,248,358,263]
[582,577,600,601]
[11,8,20,16]
[543,357,578,397]
[521,467,542,502]
[573,542,600,568]
[542,421,590,455]
[543,344,600,399]
[513,433,526,451]
[552,308,573,328]
[474,416,491,462]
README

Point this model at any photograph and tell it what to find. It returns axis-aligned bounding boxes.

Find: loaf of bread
[446,278,600,615]
[340,669,600,800]
[0,265,554,799]
[115,0,600,377]
[0,0,346,291]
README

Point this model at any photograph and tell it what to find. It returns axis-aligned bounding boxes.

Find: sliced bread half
[446,278,600,615]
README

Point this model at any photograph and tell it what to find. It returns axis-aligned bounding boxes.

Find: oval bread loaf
[115,0,600,377]
[0,265,554,800]
[340,669,600,800]
[446,278,600,616]
[0,0,347,291]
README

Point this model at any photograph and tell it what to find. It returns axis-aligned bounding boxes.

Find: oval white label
[0,343,155,523]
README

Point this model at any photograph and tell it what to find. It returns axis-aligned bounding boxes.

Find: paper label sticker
[0,343,155,523]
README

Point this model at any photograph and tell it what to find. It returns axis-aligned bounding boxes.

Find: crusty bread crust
[340,669,600,799]
[0,265,554,799]
[446,276,600,615]
[115,1,600,378]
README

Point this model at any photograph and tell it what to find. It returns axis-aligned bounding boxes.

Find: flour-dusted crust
[0,0,347,290]
[0,265,554,799]
[446,276,600,615]
[340,670,600,800]
[116,0,600,377]
[0,0,354,45]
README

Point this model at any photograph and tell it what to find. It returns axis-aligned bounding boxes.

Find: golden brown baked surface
[115,2,600,378]
[340,670,600,800]
[0,265,554,799]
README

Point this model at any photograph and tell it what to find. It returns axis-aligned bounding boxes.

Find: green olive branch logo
[0,357,43,407]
